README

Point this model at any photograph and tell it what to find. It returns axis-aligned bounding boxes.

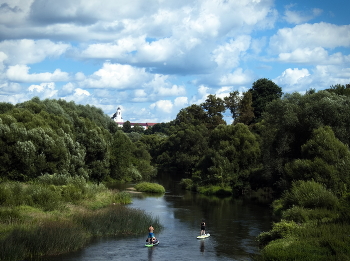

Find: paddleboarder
[148,225,155,244]
[200,220,206,236]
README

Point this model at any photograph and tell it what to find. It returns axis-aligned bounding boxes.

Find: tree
[259,91,350,194]
[235,91,254,125]
[109,131,136,181]
[224,91,240,122]
[157,123,209,177]
[199,124,260,192]
[285,126,350,195]
[122,121,132,133]
[249,78,282,122]
[201,94,226,129]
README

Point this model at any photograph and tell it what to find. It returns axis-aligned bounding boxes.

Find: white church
[111,107,157,129]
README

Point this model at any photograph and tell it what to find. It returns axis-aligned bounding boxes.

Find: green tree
[235,91,254,125]
[157,123,209,177]
[110,131,136,181]
[259,91,350,194]
[201,94,226,129]
[199,124,260,192]
[285,126,350,195]
[224,91,240,122]
[122,121,132,133]
[249,78,282,122]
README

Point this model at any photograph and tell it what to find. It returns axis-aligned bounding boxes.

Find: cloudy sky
[1,0,349,123]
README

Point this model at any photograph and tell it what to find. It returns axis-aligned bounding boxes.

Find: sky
[0,0,349,124]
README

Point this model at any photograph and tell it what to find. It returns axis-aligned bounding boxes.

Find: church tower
[112,107,123,127]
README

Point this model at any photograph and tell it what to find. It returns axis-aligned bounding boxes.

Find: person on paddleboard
[148,225,155,243]
[200,220,206,235]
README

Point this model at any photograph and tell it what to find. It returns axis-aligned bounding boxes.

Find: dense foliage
[0,97,156,183]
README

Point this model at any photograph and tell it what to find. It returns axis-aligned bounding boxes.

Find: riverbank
[0,177,162,261]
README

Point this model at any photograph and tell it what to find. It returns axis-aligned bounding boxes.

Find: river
[48,179,272,261]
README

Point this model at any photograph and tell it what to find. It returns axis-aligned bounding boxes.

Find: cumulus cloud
[28,82,58,98]
[219,68,253,86]
[269,23,350,53]
[212,35,251,68]
[80,62,151,89]
[0,39,70,65]
[150,100,173,114]
[278,47,350,64]
[6,65,69,82]
[274,68,310,86]
[283,5,323,24]
[174,96,189,107]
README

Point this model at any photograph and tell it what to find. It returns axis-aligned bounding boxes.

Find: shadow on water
[46,176,272,261]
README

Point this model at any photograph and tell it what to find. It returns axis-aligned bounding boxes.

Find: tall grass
[0,179,160,260]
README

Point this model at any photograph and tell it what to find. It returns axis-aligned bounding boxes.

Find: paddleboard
[145,240,160,247]
[197,233,210,239]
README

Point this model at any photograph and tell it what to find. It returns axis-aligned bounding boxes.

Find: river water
[49,180,272,261]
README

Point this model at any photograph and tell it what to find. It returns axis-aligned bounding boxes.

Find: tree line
[1,80,350,199]
[0,97,156,183]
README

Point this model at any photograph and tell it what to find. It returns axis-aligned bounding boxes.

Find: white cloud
[269,23,350,53]
[150,100,173,114]
[6,65,69,82]
[81,62,151,89]
[174,96,188,107]
[283,6,323,24]
[212,35,251,68]
[219,68,253,86]
[0,39,70,65]
[274,68,310,87]
[74,88,90,96]
[28,82,58,98]
[278,47,350,64]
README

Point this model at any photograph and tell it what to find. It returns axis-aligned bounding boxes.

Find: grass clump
[135,182,165,193]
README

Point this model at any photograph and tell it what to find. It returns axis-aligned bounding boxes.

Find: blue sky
[0,0,349,124]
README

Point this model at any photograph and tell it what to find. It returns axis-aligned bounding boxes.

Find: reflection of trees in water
[165,191,272,258]
[200,240,205,253]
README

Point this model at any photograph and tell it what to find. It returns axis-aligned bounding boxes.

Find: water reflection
[200,240,205,253]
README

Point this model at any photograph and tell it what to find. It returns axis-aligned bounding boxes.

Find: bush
[281,180,338,210]
[282,206,339,223]
[134,182,165,193]
[257,220,300,247]
[180,178,195,190]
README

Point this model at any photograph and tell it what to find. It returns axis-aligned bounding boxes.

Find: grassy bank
[180,178,232,196]
[0,176,162,261]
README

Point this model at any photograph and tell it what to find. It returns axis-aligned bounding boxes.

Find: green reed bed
[0,179,161,261]
[74,205,162,237]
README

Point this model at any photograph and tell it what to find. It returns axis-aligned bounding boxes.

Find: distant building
[111,107,157,129]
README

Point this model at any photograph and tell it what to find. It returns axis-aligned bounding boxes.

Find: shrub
[257,220,300,247]
[281,180,338,210]
[134,182,165,193]
[282,206,339,223]
[180,178,195,190]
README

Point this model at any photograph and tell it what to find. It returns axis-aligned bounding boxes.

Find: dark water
[49,180,272,261]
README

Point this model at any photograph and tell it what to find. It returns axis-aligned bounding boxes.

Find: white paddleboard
[197,233,210,239]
